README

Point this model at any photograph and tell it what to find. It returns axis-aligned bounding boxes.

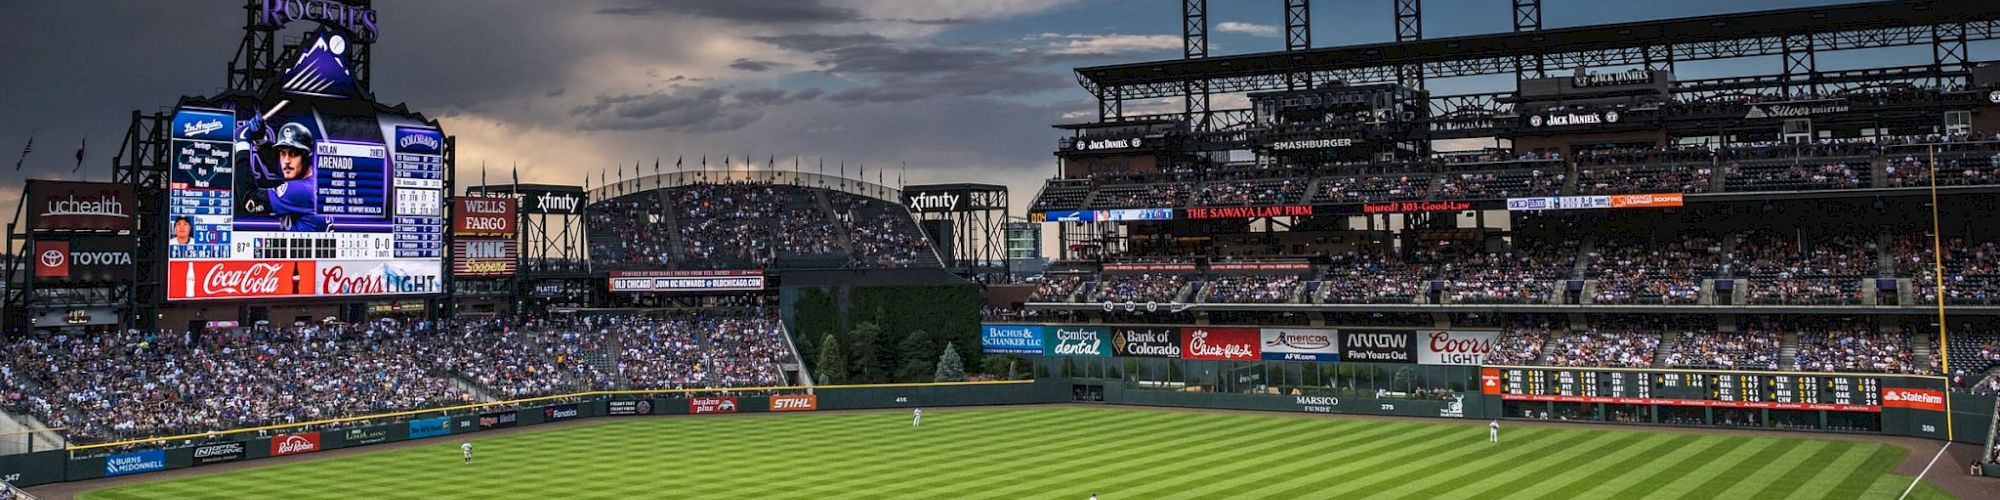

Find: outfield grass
[80,406,1954,499]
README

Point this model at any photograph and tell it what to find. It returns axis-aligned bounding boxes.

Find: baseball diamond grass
[78,406,1955,499]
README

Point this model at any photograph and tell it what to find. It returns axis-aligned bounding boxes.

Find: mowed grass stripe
[1658,438,1807,499]
[1630,438,1777,500]
[1442,431,1655,500]
[1031,419,1426,500]
[1603,436,1751,499]
[1504,433,1699,500]
[758,409,1211,499]
[676,409,1103,497]
[1359,429,1617,499]
[78,407,1959,500]
[918,412,1338,500]
[1250,426,1556,499]
[1126,419,1401,500]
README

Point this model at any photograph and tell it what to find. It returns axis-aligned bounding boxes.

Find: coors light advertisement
[1415,330,1498,366]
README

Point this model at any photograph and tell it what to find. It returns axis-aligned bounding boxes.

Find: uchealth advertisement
[1044,326,1111,357]
[1339,331,1415,363]
[169,259,442,300]
[1260,328,1339,361]
[1180,327,1260,361]
[1415,330,1498,366]
[770,394,818,411]
[981,324,1046,354]
[270,432,322,456]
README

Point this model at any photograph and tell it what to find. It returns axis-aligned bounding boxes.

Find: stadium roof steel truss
[1077,0,2000,123]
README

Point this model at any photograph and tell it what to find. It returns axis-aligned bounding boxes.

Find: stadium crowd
[0,312,798,444]
[588,182,938,271]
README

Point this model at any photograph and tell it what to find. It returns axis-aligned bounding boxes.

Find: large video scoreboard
[1494,367,1882,412]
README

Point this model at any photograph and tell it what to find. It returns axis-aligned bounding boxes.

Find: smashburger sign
[1415,331,1497,366]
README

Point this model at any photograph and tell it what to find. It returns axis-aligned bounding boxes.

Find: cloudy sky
[0,0,1955,222]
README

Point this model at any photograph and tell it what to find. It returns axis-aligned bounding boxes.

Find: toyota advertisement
[166,31,445,301]
[33,237,135,282]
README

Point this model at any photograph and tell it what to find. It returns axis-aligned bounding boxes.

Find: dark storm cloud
[751,34,892,53]
[733,88,790,104]
[729,58,785,72]
[598,0,860,24]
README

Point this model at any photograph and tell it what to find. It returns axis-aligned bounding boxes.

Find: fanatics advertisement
[1111,327,1182,358]
[451,196,517,236]
[26,180,135,232]
[1044,326,1111,357]
[609,270,764,293]
[1416,331,1497,366]
[543,404,582,422]
[770,394,819,412]
[452,239,519,277]
[981,325,1046,354]
[270,432,322,456]
[1179,327,1260,361]
[1260,328,1340,361]
[34,237,136,282]
[691,397,739,414]
[103,449,166,477]
[1340,331,1416,363]
[167,31,445,301]
[192,442,247,466]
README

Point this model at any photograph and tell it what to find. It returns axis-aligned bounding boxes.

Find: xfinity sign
[906,192,961,212]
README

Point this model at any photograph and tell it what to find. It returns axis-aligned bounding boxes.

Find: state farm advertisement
[270,432,322,456]
[452,197,517,237]
[1881,388,1946,411]
[169,259,442,300]
[453,239,518,277]
[692,397,739,414]
[1180,327,1260,361]
[1416,330,1498,366]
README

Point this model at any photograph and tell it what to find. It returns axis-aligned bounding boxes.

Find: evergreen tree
[934,341,967,382]
[814,333,847,385]
[848,322,884,383]
[793,328,817,373]
[895,330,937,382]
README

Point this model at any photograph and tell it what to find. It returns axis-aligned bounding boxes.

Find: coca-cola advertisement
[451,196,517,237]
[270,432,322,456]
[1179,327,1260,361]
[169,260,317,300]
[1415,330,1498,366]
[27,180,135,232]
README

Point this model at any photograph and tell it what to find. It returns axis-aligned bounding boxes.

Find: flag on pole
[71,135,86,173]
[480,160,488,189]
[14,134,32,171]
[511,162,519,197]
[654,158,661,189]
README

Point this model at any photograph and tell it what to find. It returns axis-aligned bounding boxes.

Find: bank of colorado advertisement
[166,31,444,301]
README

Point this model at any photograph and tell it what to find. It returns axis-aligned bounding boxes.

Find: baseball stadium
[4,0,2000,498]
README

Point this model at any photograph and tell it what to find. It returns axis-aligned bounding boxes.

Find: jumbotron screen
[165,32,444,301]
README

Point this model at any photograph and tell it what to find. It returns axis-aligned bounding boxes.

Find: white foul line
[1899,442,1949,500]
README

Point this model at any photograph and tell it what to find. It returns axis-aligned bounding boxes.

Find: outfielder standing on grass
[462,441,473,464]
[913,408,923,427]
[1489,420,1500,443]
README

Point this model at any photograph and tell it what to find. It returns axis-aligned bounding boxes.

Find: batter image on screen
[171,216,193,245]
[239,121,327,232]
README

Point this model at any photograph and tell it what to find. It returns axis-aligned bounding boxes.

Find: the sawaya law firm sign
[981,325,1045,354]
[409,417,452,439]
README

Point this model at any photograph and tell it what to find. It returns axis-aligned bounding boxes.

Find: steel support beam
[1184,0,1210,130]
[1513,0,1544,80]
[1395,0,1424,90]
[1934,22,1969,87]
[1286,0,1312,89]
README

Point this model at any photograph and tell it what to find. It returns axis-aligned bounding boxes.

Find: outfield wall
[1,381,1064,488]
